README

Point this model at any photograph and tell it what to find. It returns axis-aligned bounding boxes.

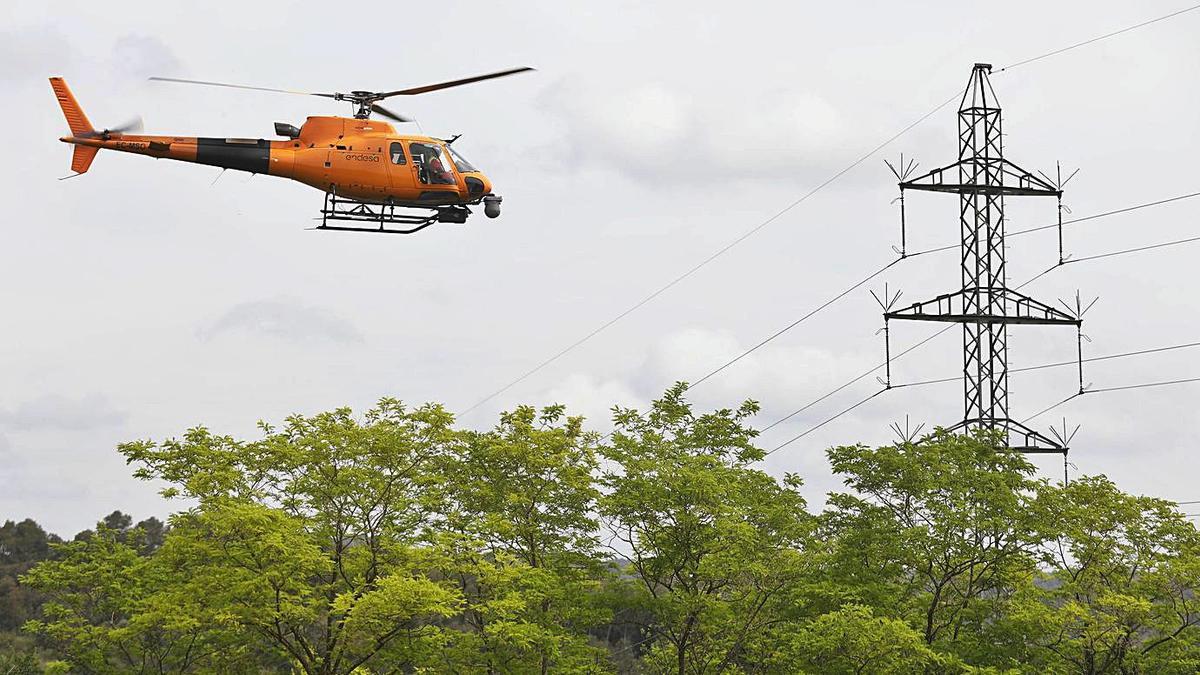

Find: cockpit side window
[410,142,456,185]
[389,142,407,165]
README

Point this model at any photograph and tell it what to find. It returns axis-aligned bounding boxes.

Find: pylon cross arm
[884,287,1080,326]
[899,158,1060,197]
[948,418,1067,454]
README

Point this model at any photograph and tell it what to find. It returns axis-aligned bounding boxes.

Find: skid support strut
[316,190,470,234]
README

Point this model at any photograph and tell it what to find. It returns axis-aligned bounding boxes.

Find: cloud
[540,78,856,185]
[0,29,180,85]
[110,34,181,80]
[635,327,875,412]
[539,373,644,428]
[0,393,128,432]
[199,298,365,345]
[0,25,75,82]
[529,327,876,434]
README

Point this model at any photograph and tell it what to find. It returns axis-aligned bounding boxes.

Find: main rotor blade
[370,103,413,123]
[148,76,338,99]
[377,66,534,98]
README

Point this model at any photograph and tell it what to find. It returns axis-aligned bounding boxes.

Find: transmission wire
[1023,376,1200,423]
[460,5,1200,417]
[994,3,1200,72]
[906,189,1200,258]
[893,340,1200,389]
[1064,233,1200,265]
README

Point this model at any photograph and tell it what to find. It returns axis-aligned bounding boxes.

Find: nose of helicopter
[464,173,494,199]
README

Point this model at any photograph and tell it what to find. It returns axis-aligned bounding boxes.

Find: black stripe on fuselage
[195,138,270,174]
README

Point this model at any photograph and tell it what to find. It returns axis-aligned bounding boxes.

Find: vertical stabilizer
[49,77,95,136]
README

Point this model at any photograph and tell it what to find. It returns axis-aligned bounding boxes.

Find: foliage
[823,429,1050,662]
[781,604,935,674]
[994,475,1200,673]
[0,519,57,632]
[6,393,1200,673]
[600,383,812,673]
[117,399,462,674]
[22,523,250,673]
[437,404,610,673]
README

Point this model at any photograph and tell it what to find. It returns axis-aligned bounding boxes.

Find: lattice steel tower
[885,63,1080,453]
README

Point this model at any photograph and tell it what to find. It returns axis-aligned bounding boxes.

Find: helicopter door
[385,141,414,191]
[409,142,458,198]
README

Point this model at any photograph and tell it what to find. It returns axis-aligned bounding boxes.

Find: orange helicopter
[50,68,532,234]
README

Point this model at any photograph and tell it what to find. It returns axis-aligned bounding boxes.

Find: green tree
[599,384,811,674]
[995,475,1200,674]
[0,519,57,632]
[114,399,463,674]
[438,404,610,673]
[22,523,250,673]
[822,430,1051,665]
[777,604,935,674]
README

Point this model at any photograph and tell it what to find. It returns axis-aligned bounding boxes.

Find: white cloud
[110,34,181,80]
[539,373,644,428]
[199,298,365,345]
[635,326,876,415]
[541,78,855,184]
[0,26,78,86]
[0,393,128,432]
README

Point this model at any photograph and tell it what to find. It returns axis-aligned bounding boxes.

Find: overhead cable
[461,6,1200,416]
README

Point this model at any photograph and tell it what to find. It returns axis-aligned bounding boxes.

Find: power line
[758,264,1056,439]
[765,336,1200,454]
[1088,376,1200,394]
[1023,393,1083,424]
[688,258,901,390]
[696,189,1200,398]
[893,340,1200,390]
[457,90,960,416]
[1064,233,1200,265]
[766,389,887,456]
[460,6,1200,416]
[760,325,953,434]
[1022,376,1200,422]
[994,3,1200,72]
[905,189,1200,258]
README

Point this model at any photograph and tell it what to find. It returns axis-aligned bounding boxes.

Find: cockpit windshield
[447,145,477,173]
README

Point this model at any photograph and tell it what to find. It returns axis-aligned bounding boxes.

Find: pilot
[426,146,454,185]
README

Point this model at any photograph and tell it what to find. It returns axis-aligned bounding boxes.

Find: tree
[994,475,1200,674]
[22,523,250,673]
[822,430,1051,664]
[0,519,57,632]
[599,384,812,674]
[132,517,168,555]
[114,399,464,674]
[437,404,610,673]
[777,604,935,674]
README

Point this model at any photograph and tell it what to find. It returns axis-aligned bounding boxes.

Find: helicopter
[50,67,533,234]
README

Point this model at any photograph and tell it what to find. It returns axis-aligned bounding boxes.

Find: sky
[2,1,1199,536]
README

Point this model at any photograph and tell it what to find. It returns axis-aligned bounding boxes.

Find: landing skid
[314,191,470,234]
